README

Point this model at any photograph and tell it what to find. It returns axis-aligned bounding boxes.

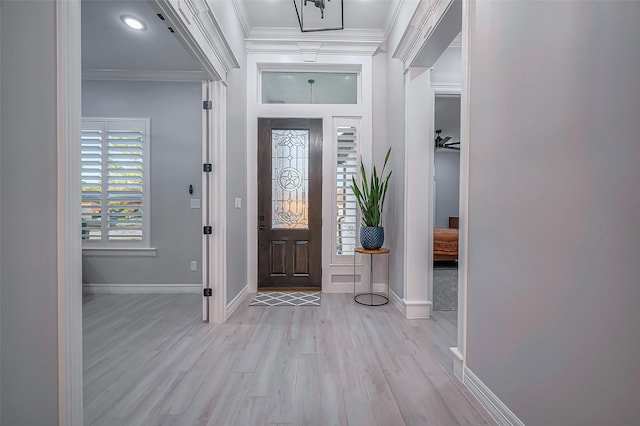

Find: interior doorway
[257,118,323,290]
[432,94,461,314]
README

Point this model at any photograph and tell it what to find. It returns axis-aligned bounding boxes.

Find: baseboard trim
[389,289,406,315]
[82,284,200,294]
[450,347,464,380]
[225,285,248,320]
[388,291,432,319]
[464,367,525,426]
[404,299,432,319]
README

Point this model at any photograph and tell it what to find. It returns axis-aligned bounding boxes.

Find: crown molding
[393,0,458,66]
[449,32,462,48]
[230,0,251,38]
[82,69,206,82]
[152,0,240,82]
[245,28,384,57]
[382,0,406,39]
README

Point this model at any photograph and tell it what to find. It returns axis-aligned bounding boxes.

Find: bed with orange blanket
[434,217,459,261]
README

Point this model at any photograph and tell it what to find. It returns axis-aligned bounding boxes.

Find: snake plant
[351,147,392,227]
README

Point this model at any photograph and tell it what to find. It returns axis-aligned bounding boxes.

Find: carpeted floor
[433,261,458,311]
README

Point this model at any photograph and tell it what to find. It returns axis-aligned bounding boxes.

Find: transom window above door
[261,72,357,104]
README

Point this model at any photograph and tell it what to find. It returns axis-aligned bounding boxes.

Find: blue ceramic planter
[360,226,384,250]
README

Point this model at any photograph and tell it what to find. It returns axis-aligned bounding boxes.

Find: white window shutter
[81,118,149,247]
[107,128,145,241]
[336,126,358,255]
[81,128,103,241]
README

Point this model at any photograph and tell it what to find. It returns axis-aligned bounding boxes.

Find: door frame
[55,1,232,423]
[246,60,373,294]
[394,0,469,379]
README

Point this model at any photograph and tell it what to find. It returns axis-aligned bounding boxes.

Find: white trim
[82,284,200,294]
[432,83,462,96]
[388,290,432,319]
[209,81,228,324]
[464,368,526,426]
[457,0,472,383]
[389,289,406,316]
[230,0,251,37]
[225,285,248,320]
[393,0,460,67]
[56,0,83,424]
[246,55,373,294]
[450,346,464,380]
[82,69,206,82]
[402,67,433,319]
[404,299,432,319]
[82,247,157,257]
[245,41,383,58]
[151,0,240,83]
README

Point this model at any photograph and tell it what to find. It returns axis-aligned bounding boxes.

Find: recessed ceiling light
[121,15,146,31]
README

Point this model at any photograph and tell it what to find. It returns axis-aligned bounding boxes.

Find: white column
[402,67,434,318]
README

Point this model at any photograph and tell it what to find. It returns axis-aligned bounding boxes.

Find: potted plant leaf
[351,147,392,250]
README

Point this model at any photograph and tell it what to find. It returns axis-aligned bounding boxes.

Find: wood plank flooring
[83,293,494,425]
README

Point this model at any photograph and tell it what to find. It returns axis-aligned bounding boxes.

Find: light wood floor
[83,293,493,425]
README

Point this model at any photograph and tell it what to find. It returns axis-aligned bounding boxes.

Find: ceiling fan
[435,129,460,151]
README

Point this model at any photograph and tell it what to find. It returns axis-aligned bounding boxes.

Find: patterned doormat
[249,292,321,307]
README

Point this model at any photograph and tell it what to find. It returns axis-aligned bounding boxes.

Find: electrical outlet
[190,261,197,271]
[190,198,200,209]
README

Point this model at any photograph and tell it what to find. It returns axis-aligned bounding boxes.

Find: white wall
[382,0,421,300]
[0,1,3,419]
[225,66,248,303]
[82,80,202,288]
[466,1,640,424]
[431,45,461,86]
[1,0,59,422]
[434,151,459,228]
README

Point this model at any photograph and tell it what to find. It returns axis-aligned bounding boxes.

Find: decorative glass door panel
[258,119,322,289]
[272,129,309,229]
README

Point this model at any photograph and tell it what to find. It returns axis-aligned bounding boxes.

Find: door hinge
[203,163,213,173]
[203,100,213,110]
[203,288,213,297]
[203,226,213,235]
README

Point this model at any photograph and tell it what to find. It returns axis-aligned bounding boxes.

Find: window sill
[82,247,157,257]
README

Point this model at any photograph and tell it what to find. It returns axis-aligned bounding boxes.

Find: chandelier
[293,0,344,32]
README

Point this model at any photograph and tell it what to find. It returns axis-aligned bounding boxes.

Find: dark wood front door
[258,118,322,290]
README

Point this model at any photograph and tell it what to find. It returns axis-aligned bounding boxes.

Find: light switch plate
[190,261,198,271]
[234,198,242,209]
[190,198,201,209]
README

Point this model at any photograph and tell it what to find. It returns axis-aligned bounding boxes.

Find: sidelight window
[335,124,359,256]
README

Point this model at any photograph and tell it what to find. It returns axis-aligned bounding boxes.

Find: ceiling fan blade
[442,136,452,143]
[444,141,460,146]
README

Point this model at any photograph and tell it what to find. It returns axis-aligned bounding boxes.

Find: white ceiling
[236,0,398,34]
[81,0,400,76]
[81,0,201,74]
[435,96,461,145]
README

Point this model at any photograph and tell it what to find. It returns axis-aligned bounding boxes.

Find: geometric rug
[249,291,321,307]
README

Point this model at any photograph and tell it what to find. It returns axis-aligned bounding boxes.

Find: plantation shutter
[107,126,145,241]
[336,126,358,255]
[81,127,103,241]
[81,119,148,245]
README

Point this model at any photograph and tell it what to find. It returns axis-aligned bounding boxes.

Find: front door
[258,118,322,289]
